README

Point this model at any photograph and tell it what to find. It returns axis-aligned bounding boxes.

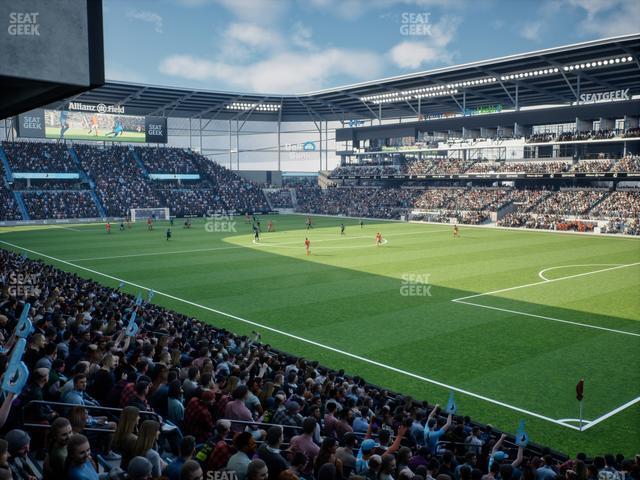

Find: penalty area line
[0,238,583,432]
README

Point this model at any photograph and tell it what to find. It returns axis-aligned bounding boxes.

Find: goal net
[130,208,170,222]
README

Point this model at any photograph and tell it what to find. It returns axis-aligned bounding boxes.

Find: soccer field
[1,215,639,455]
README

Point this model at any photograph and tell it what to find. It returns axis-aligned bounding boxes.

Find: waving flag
[515,420,529,447]
[445,390,457,415]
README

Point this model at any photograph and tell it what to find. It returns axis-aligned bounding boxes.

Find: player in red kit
[305,238,310,255]
[105,222,111,234]
[376,232,383,246]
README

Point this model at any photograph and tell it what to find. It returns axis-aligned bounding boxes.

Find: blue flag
[135,292,143,306]
[147,289,155,301]
[515,420,529,447]
[16,303,33,339]
[445,390,457,415]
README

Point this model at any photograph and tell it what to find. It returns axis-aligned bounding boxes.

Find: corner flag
[576,379,584,401]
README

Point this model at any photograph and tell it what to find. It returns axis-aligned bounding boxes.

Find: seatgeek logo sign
[8,12,40,36]
[576,89,630,105]
[68,102,126,114]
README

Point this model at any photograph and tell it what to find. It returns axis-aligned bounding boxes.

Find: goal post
[130,207,170,222]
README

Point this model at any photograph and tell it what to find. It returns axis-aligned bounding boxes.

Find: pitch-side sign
[578,89,630,104]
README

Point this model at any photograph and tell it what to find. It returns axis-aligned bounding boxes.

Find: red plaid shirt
[207,439,234,471]
[119,383,136,408]
[184,396,214,443]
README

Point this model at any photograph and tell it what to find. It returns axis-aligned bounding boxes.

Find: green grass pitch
[1,215,638,455]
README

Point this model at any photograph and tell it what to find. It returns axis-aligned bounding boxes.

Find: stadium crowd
[136,148,200,174]
[2,244,639,480]
[0,184,22,221]
[265,190,294,209]
[21,191,100,220]
[75,144,163,217]
[2,142,77,173]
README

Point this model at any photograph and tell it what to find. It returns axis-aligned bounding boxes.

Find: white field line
[69,245,247,262]
[67,228,449,261]
[538,264,622,282]
[580,395,640,431]
[452,262,640,337]
[453,262,640,302]
[453,300,640,337]
[0,238,584,431]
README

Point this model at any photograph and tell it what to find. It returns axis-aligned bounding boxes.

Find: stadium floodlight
[561,56,633,72]
[225,102,281,112]
[361,76,494,102]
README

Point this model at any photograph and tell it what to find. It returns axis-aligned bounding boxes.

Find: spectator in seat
[43,417,72,479]
[165,435,196,480]
[113,406,140,470]
[314,437,343,480]
[247,459,269,480]
[127,456,153,480]
[423,406,452,454]
[184,389,215,443]
[132,420,167,478]
[289,417,320,475]
[0,440,11,479]
[180,460,204,480]
[335,432,358,474]
[226,432,257,480]
[224,385,254,434]
[6,429,40,480]
[257,426,289,480]
[65,434,98,480]
[205,419,233,472]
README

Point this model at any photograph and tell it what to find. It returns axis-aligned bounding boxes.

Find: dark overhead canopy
[42,33,640,123]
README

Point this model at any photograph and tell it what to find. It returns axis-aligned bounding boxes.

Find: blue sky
[103,0,639,94]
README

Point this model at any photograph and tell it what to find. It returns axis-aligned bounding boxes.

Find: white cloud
[176,0,287,24]
[521,22,542,41]
[388,42,444,69]
[159,49,383,93]
[387,15,460,69]
[125,9,163,33]
[561,0,640,37]
[291,22,315,51]
[226,22,282,49]
[308,0,464,20]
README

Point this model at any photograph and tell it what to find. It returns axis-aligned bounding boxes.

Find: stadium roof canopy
[44,34,640,123]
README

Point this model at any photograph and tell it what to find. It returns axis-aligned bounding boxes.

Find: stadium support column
[379,104,382,125]
[229,120,232,170]
[515,82,519,111]
[319,120,323,171]
[277,119,281,172]
[236,120,240,171]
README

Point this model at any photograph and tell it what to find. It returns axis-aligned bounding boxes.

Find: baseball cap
[361,439,380,452]
[493,452,509,461]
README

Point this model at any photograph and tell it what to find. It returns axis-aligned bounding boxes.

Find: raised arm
[511,446,524,469]
[492,433,507,455]
[386,424,408,454]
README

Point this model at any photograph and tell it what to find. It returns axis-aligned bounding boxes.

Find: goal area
[130,208,170,222]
